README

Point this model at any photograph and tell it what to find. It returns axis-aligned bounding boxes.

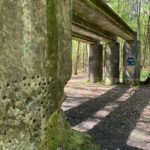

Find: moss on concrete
[48,110,100,150]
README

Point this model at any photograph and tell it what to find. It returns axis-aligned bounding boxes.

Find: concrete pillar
[123,40,141,85]
[104,42,120,85]
[0,0,72,149]
[88,43,103,83]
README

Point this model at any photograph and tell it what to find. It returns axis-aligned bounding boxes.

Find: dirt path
[61,73,150,150]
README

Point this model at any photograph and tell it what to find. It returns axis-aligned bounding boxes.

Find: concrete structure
[123,40,141,85]
[72,0,137,41]
[105,42,120,85]
[72,0,140,85]
[0,0,140,149]
[0,0,72,149]
[88,43,103,83]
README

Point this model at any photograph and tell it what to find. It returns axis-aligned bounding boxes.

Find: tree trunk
[85,43,88,72]
[83,43,85,72]
[74,41,80,75]
[141,15,150,70]
[137,1,141,41]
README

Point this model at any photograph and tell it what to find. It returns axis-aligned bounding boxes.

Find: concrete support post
[104,42,120,85]
[0,0,72,149]
[123,40,141,85]
[88,43,103,83]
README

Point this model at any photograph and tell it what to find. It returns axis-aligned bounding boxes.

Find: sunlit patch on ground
[61,73,150,150]
[127,101,150,150]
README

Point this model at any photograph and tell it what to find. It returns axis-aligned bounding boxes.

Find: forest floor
[61,73,150,150]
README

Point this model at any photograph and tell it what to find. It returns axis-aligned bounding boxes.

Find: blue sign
[126,57,136,66]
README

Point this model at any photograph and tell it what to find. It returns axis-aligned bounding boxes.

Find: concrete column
[123,40,141,85]
[88,43,103,83]
[104,42,120,85]
[0,0,72,149]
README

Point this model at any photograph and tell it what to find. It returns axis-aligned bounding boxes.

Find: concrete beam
[73,0,137,40]
[72,14,115,42]
[72,32,99,43]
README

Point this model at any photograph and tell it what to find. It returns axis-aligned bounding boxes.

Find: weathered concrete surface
[123,40,141,85]
[88,43,103,83]
[72,14,115,42]
[73,0,136,41]
[0,0,72,149]
[104,42,120,85]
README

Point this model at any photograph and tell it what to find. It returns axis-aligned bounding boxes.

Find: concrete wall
[104,42,120,85]
[123,40,141,85]
[0,0,72,149]
[88,43,103,83]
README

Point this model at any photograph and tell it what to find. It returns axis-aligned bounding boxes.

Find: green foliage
[140,70,149,81]
[72,40,88,74]
[48,110,100,150]
[104,0,150,69]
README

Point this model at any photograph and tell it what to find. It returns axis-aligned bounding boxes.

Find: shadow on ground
[64,87,128,127]
[63,86,150,150]
[88,89,149,150]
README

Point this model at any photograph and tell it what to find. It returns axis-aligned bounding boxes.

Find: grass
[120,70,149,82]
[140,70,149,81]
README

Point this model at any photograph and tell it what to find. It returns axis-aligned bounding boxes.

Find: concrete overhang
[72,0,137,41]
[72,15,116,42]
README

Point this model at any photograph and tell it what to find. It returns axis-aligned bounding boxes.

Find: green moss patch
[48,110,100,150]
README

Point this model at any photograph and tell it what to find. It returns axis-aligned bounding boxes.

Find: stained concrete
[105,42,120,85]
[88,43,103,83]
[0,0,72,149]
[0,0,141,149]
[123,40,141,85]
[73,0,136,41]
